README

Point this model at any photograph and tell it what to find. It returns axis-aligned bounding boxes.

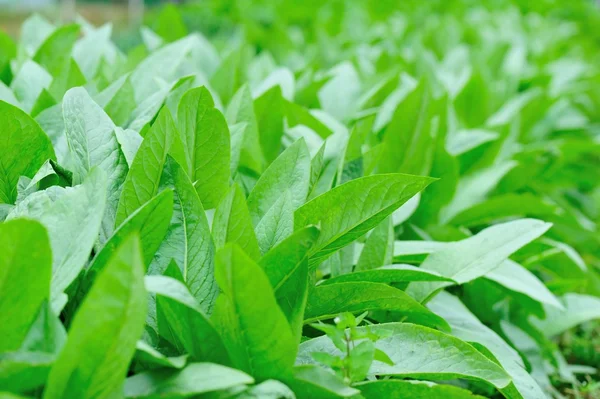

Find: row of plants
[0,0,599,397]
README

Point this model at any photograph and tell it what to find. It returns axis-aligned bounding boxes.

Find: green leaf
[254,85,285,163]
[247,138,311,226]
[133,340,188,370]
[116,107,179,226]
[124,362,253,399]
[428,292,547,399]
[10,61,52,113]
[145,275,230,364]
[407,219,552,302]
[212,244,296,381]
[44,234,147,399]
[226,84,264,174]
[355,216,394,271]
[0,100,55,204]
[63,87,128,242]
[298,323,511,389]
[85,190,173,291]
[295,174,435,266]
[0,220,51,352]
[48,58,86,100]
[0,352,55,394]
[32,24,79,76]
[531,294,600,337]
[357,380,487,399]
[259,226,319,343]
[7,168,107,306]
[485,260,563,309]
[151,157,218,313]
[177,86,230,209]
[304,282,448,330]
[255,190,294,255]
[212,184,261,261]
[285,365,360,399]
[0,31,15,84]
[321,264,456,285]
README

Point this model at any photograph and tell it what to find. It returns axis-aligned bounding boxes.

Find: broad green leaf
[19,14,55,55]
[304,282,448,330]
[485,260,563,309]
[63,87,128,242]
[72,23,115,80]
[233,379,295,399]
[133,341,187,370]
[295,174,435,266]
[447,129,499,156]
[115,127,143,167]
[378,80,441,176]
[145,275,230,364]
[85,190,173,289]
[151,157,217,314]
[0,31,15,84]
[285,365,360,399]
[255,190,294,255]
[355,216,393,271]
[7,168,107,304]
[297,323,511,389]
[226,84,264,174]
[212,244,296,381]
[428,292,547,399]
[33,24,79,76]
[254,85,285,163]
[0,220,51,352]
[247,138,311,226]
[531,294,600,337]
[47,58,86,100]
[357,380,486,399]
[0,352,55,394]
[100,76,136,127]
[259,226,319,343]
[129,35,196,104]
[44,234,147,399]
[177,86,230,209]
[116,108,179,226]
[212,184,261,261]
[10,60,51,113]
[0,100,55,204]
[407,219,552,302]
[318,62,361,122]
[124,363,253,399]
[321,264,456,285]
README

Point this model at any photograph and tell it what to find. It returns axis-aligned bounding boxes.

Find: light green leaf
[298,323,511,389]
[295,174,435,266]
[212,184,261,261]
[177,86,230,209]
[254,85,286,163]
[226,84,264,174]
[33,24,79,76]
[321,264,456,285]
[63,87,128,242]
[7,168,107,303]
[357,380,486,399]
[247,138,311,226]
[115,127,143,167]
[0,100,55,204]
[10,60,52,113]
[255,191,294,255]
[124,362,253,399]
[44,234,147,399]
[85,189,173,288]
[485,260,563,309]
[285,366,360,399]
[355,216,394,271]
[116,108,178,226]
[134,341,188,370]
[304,282,448,330]
[212,244,296,381]
[145,275,230,363]
[259,226,319,343]
[531,294,600,337]
[428,292,547,399]
[407,219,552,302]
[0,220,51,353]
[151,157,217,314]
